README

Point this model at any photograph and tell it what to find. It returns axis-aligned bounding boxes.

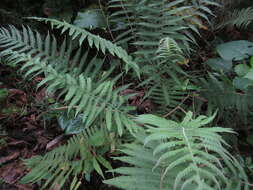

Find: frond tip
[26,17,140,76]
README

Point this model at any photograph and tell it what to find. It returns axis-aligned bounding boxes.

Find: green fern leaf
[105,112,249,190]
[26,17,140,76]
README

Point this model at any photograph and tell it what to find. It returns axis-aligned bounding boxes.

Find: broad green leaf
[250,56,253,68]
[57,114,86,134]
[216,40,253,61]
[73,9,106,30]
[204,58,232,72]
[233,77,252,91]
[244,69,253,80]
[234,64,250,77]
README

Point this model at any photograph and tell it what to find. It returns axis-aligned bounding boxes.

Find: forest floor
[0,65,118,190]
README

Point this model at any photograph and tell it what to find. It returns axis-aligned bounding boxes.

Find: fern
[108,0,217,60]
[139,37,193,114]
[105,112,249,190]
[0,1,250,190]
[197,73,253,129]
[217,7,253,29]
[0,25,139,136]
[27,17,140,75]
[156,37,185,62]
[0,22,141,190]
[21,126,112,190]
[107,0,217,114]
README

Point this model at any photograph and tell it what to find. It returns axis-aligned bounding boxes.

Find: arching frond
[27,17,140,75]
[105,112,249,190]
[0,25,139,136]
[21,126,111,190]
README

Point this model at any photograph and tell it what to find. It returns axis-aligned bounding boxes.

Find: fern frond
[18,54,138,135]
[156,37,185,62]
[27,17,140,75]
[217,7,253,29]
[0,25,139,136]
[108,0,216,62]
[138,62,190,116]
[107,0,216,114]
[105,142,170,190]
[0,25,113,79]
[0,24,140,190]
[198,73,253,128]
[21,126,111,190]
[105,112,249,190]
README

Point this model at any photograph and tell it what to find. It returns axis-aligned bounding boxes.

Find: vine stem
[163,95,189,118]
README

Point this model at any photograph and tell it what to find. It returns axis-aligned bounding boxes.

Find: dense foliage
[1,0,253,190]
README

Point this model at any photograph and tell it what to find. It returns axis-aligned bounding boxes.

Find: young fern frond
[140,37,191,114]
[156,37,185,62]
[21,126,111,190]
[27,17,140,75]
[105,112,249,190]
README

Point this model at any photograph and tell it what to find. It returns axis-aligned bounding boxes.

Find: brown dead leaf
[35,88,46,103]
[0,162,24,184]
[15,184,34,190]
[9,89,27,102]
[0,151,20,165]
[120,89,153,113]
[8,89,25,97]
[33,136,50,151]
[8,140,28,147]
[20,147,33,159]
[138,99,154,113]
[46,134,64,151]
[29,114,37,123]
[33,77,44,84]
[23,122,37,131]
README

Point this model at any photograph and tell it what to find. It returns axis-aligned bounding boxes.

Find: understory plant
[105,112,249,190]
[0,0,251,189]
[199,40,253,129]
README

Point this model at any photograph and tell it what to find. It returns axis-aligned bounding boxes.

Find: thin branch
[163,95,189,118]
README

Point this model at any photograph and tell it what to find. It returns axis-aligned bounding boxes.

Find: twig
[163,95,189,118]
[51,106,77,111]
[99,0,115,42]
